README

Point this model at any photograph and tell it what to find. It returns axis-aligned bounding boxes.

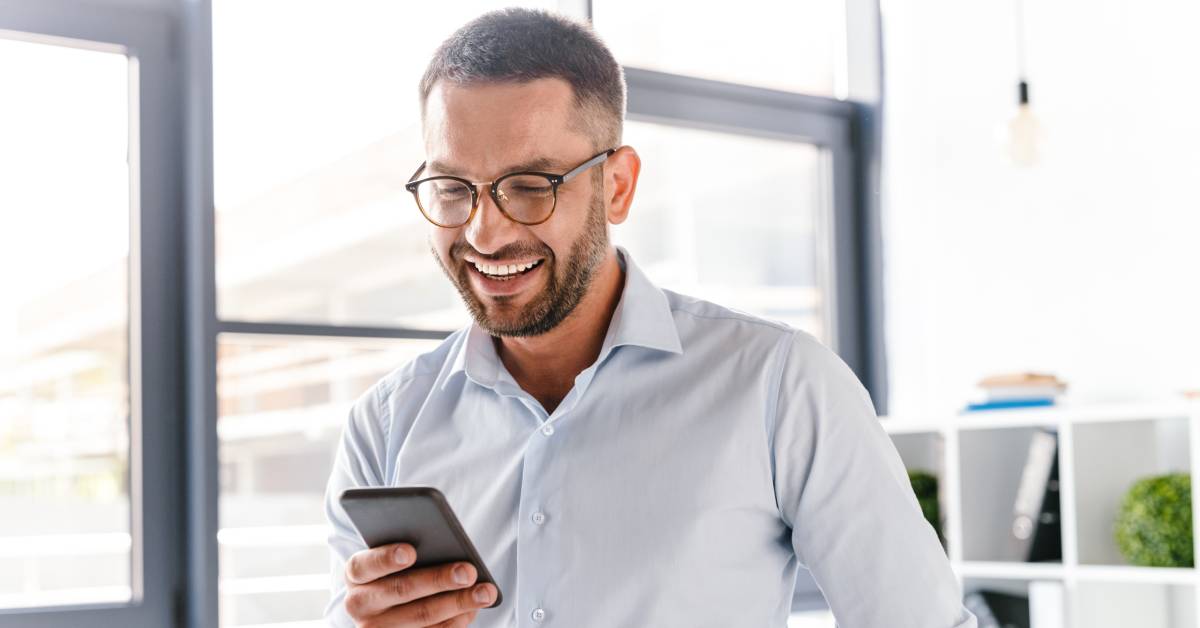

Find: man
[324,8,976,628]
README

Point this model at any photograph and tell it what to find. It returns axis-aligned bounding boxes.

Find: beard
[432,180,609,338]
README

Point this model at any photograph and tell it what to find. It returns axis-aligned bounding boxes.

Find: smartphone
[338,486,503,608]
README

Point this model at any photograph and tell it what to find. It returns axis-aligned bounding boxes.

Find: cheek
[528,225,569,261]
[429,229,457,264]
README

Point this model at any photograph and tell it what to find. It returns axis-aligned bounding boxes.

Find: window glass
[615,121,832,341]
[0,36,133,610]
[593,0,846,97]
[216,334,440,627]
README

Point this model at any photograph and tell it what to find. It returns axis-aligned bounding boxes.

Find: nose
[464,185,522,255]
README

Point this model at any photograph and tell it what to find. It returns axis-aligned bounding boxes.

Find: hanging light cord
[1014,0,1030,104]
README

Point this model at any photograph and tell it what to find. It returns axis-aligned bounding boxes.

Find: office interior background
[1,0,1198,627]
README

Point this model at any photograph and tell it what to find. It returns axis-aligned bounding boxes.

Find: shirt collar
[444,246,682,391]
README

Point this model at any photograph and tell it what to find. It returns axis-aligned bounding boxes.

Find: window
[1,1,880,626]
[0,4,182,628]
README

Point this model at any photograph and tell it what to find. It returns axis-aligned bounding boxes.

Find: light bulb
[1006,80,1042,167]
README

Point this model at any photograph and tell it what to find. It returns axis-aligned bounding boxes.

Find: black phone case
[338,486,503,608]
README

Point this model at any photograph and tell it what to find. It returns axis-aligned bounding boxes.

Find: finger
[378,583,497,627]
[429,609,478,628]
[345,543,416,586]
[346,562,479,619]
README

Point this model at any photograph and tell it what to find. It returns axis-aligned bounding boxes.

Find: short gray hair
[419,8,626,150]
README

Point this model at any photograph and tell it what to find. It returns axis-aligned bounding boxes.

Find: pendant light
[1006,0,1041,166]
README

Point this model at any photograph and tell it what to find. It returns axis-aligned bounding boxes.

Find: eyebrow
[427,156,564,179]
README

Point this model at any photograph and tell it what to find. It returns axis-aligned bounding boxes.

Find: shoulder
[357,327,469,416]
[664,288,795,339]
[659,288,866,404]
[662,287,805,359]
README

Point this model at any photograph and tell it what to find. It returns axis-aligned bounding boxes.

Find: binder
[1012,428,1061,562]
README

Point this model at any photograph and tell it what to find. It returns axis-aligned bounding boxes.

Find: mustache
[450,239,553,262]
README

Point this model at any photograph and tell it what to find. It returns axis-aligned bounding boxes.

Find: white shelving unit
[882,400,1200,628]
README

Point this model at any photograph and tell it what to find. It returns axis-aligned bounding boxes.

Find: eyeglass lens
[415,175,555,226]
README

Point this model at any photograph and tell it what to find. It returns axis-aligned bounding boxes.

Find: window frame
[0,0,185,627]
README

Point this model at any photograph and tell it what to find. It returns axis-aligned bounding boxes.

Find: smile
[471,258,544,279]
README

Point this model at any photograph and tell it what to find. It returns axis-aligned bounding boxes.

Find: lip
[465,258,546,298]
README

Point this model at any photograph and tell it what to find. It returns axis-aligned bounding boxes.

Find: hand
[343,542,498,627]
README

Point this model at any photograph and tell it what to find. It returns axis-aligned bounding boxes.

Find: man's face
[422,78,610,337]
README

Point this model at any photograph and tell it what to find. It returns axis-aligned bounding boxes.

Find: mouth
[465,257,547,297]
[469,258,545,280]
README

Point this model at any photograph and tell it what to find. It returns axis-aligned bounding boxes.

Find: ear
[603,146,640,225]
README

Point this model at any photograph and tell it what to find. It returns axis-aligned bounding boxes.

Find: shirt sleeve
[771,331,977,628]
[322,386,389,628]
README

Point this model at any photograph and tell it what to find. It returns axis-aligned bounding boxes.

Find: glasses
[405,148,616,228]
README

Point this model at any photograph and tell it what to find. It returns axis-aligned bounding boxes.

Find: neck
[494,247,625,413]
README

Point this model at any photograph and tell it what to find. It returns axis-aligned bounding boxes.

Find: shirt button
[540,424,554,436]
[531,607,546,622]
[531,511,546,525]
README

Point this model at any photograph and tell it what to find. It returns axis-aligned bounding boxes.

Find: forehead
[421,78,592,178]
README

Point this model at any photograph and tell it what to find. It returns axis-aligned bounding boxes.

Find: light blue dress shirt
[324,248,976,628]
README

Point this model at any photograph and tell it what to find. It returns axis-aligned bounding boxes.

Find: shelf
[956,560,1064,580]
[882,399,1200,628]
[880,399,1199,432]
[954,562,1196,585]
[1074,565,1198,585]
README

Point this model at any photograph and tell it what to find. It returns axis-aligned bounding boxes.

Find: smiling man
[324,8,976,628]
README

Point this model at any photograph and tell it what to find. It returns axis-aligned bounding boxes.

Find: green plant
[908,469,943,545]
[1114,473,1193,568]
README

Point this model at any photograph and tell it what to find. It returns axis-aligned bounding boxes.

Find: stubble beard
[432,182,609,338]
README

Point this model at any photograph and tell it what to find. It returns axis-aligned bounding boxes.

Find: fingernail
[473,584,494,604]
[394,546,410,564]
[453,564,471,584]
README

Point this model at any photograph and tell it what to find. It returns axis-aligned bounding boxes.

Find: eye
[434,184,469,198]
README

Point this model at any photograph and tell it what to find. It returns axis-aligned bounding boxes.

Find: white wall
[881,0,1200,416]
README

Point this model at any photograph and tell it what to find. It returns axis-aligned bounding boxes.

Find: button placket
[516,398,558,627]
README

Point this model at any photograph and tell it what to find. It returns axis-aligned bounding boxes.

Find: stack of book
[964,372,1067,413]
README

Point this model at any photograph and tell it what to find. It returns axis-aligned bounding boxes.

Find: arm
[770,331,976,628]
[322,387,387,627]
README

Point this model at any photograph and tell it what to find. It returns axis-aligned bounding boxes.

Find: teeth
[472,259,541,276]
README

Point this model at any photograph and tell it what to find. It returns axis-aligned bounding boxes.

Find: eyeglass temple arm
[559,148,617,184]
[405,162,427,188]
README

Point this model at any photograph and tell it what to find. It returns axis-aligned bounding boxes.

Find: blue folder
[964,398,1056,412]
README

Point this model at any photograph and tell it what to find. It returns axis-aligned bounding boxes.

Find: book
[967,372,1067,413]
[1013,429,1061,562]
[981,385,1066,401]
[965,398,1055,412]
[978,372,1065,388]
